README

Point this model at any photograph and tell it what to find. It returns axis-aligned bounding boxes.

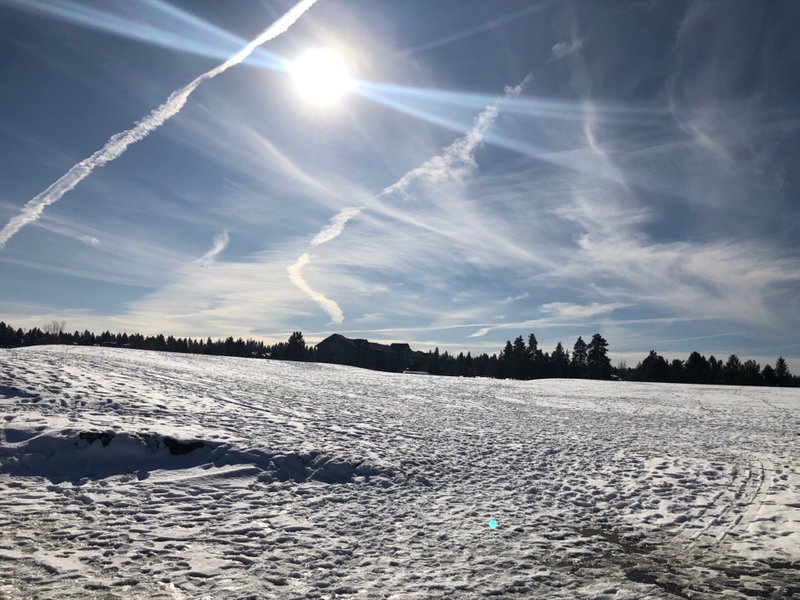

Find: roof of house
[316,333,358,348]
[316,334,414,355]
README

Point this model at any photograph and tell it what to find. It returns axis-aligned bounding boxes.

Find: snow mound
[0,429,221,482]
[267,450,397,484]
[1,427,398,485]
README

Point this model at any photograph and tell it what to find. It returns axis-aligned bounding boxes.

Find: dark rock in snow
[162,437,205,455]
[78,430,115,447]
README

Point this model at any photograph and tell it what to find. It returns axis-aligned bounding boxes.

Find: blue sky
[1,0,799,369]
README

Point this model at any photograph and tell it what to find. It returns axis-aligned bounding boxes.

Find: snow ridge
[1,428,400,486]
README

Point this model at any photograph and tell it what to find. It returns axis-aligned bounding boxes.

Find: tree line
[618,349,795,387]
[0,321,313,362]
[0,320,795,387]
[421,333,611,380]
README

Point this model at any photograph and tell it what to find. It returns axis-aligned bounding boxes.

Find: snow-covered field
[1,346,798,599]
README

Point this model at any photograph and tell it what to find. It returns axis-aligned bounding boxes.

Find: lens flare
[290,48,353,105]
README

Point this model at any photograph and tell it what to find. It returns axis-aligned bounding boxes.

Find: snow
[1,345,798,598]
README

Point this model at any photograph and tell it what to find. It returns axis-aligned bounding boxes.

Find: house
[315,334,418,372]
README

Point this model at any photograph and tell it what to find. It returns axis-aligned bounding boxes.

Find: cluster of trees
[619,350,796,387]
[2,320,795,387]
[0,321,314,362]
[394,333,796,387]
[402,333,611,380]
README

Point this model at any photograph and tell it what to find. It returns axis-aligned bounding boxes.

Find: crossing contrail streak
[0,0,318,250]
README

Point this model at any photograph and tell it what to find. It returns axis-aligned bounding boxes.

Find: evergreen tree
[512,335,527,379]
[498,341,513,379]
[707,355,722,384]
[538,350,551,378]
[685,351,708,383]
[670,359,685,383]
[722,354,741,385]
[586,333,611,379]
[571,336,588,378]
[551,342,570,378]
[286,331,307,361]
[740,360,761,386]
[761,364,777,386]
[637,350,670,382]
[527,333,539,379]
[775,357,791,386]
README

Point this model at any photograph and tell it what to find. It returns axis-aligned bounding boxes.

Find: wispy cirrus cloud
[79,235,101,247]
[539,302,629,319]
[198,230,229,264]
[288,75,536,324]
[468,327,492,338]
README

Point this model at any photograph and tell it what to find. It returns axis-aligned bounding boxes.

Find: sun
[289,48,353,106]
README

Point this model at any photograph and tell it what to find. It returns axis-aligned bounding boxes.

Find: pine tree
[723,354,741,385]
[512,336,527,379]
[286,331,306,361]
[499,341,513,379]
[551,342,570,378]
[429,347,441,375]
[586,333,611,379]
[707,355,722,384]
[740,360,761,386]
[527,333,539,379]
[669,359,685,383]
[638,350,670,382]
[685,351,708,383]
[775,357,791,386]
[571,336,588,378]
[761,364,777,386]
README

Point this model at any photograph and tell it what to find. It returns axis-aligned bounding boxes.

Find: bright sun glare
[290,48,352,106]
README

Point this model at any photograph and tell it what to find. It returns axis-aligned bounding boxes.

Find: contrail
[310,207,363,246]
[288,253,344,323]
[288,206,360,320]
[380,74,531,198]
[288,75,532,323]
[0,0,318,250]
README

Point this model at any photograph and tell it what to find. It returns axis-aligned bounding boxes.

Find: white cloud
[379,75,531,199]
[310,207,363,246]
[468,327,492,338]
[539,302,628,319]
[199,230,229,264]
[287,253,344,323]
[504,73,533,97]
[79,235,100,247]
[551,38,584,60]
[380,106,498,197]
[500,292,529,304]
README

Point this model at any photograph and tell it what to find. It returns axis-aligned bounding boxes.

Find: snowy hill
[1,346,798,598]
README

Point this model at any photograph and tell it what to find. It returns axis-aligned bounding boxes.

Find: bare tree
[42,320,66,336]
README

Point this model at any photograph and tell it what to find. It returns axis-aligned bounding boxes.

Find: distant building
[315,334,422,372]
